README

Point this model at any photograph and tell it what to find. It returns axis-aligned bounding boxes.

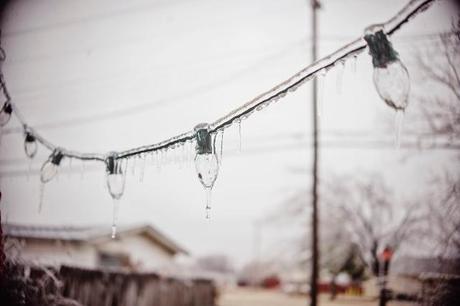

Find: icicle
[27,160,32,181]
[237,119,242,153]
[205,187,212,219]
[317,69,326,118]
[155,151,161,171]
[352,54,358,74]
[394,110,404,149]
[38,182,45,213]
[219,130,225,165]
[178,143,186,169]
[131,156,137,176]
[187,140,194,165]
[173,145,180,166]
[80,161,85,180]
[336,60,345,94]
[67,158,72,179]
[139,154,146,183]
[111,198,120,238]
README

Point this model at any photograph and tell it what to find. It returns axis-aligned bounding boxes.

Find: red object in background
[262,275,280,289]
[382,247,393,262]
[381,246,394,276]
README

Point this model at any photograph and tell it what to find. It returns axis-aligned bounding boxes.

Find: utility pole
[310,1,320,306]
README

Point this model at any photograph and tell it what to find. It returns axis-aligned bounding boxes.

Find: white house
[4,223,188,274]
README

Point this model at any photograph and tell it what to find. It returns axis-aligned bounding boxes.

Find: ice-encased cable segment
[0,0,436,163]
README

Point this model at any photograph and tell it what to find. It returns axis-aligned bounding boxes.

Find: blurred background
[0,0,459,305]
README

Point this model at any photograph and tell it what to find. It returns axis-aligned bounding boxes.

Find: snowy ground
[218,288,415,306]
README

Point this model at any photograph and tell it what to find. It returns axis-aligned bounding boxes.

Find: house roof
[3,223,188,255]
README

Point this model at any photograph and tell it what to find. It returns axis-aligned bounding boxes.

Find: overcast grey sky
[1,0,458,266]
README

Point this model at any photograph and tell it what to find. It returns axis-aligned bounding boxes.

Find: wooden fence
[59,266,216,306]
[20,264,216,306]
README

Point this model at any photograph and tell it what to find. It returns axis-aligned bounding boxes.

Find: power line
[4,31,454,66]
[2,40,305,135]
[0,0,437,163]
[2,39,454,136]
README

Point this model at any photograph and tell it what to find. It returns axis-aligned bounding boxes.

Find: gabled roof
[3,223,188,255]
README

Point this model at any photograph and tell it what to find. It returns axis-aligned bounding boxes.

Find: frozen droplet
[24,134,38,159]
[373,60,410,111]
[394,110,404,149]
[0,103,12,126]
[40,158,61,183]
[111,225,117,239]
[106,165,126,200]
[194,153,219,189]
[256,102,269,112]
[364,27,410,111]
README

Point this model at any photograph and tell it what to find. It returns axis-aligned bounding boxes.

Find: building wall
[6,238,98,268]
[95,233,176,271]
[6,233,177,272]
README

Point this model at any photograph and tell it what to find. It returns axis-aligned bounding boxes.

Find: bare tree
[269,173,417,280]
[417,173,460,257]
[412,18,460,139]
[324,174,423,277]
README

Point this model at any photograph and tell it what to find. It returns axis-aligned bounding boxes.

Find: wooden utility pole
[310,1,320,306]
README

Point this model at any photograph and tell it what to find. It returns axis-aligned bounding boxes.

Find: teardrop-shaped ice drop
[105,154,126,200]
[40,160,58,183]
[194,153,219,189]
[0,103,12,126]
[373,60,410,111]
[24,139,38,159]
[107,173,125,199]
[40,150,63,183]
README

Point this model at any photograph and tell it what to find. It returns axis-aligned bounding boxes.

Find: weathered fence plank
[18,265,216,306]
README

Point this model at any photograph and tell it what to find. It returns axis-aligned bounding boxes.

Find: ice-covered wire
[1,0,436,162]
